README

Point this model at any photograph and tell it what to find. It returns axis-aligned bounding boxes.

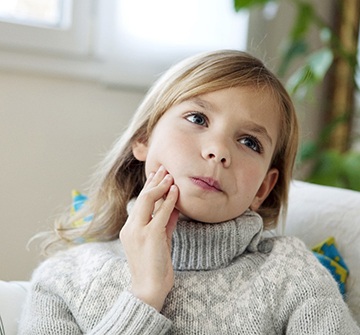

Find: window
[0,0,91,55]
[0,0,69,28]
[97,0,249,87]
[0,0,249,88]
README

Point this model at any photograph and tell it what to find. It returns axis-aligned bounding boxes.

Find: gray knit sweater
[19,211,359,334]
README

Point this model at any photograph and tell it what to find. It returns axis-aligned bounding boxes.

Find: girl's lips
[190,177,222,192]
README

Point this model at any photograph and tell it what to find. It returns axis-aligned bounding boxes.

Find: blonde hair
[40,50,299,254]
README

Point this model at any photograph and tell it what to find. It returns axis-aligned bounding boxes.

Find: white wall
[0,71,144,280]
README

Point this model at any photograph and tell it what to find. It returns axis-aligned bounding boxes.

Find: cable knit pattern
[172,210,263,270]
[19,211,360,334]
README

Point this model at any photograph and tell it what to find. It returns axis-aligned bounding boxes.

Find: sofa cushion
[285,181,360,324]
[0,281,30,335]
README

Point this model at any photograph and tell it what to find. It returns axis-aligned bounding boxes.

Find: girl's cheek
[145,163,162,177]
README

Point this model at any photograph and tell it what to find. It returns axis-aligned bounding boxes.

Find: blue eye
[239,136,263,153]
[186,112,207,126]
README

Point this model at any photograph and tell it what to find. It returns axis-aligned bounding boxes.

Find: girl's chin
[176,205,244,223]
[178,212,192,222]
[175,196,241,223]
[177,210,207,223]
[176,210,230,224]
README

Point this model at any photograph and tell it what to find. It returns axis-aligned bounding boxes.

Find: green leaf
[233,0,275,11]
[298,141,319,162]
[286,48,333,97]
[286,64,314,97]
[278,39,308,76]
[307,48,333,80]
[320,27,332,44]
[307,150,344,187]
[342,152,360,191]
[318,113,348,145]
[307,150,360,191]
[290,2,314,40]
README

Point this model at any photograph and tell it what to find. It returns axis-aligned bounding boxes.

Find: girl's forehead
[188,86,280,108]
[154,84,284,126]
[165,86,282,125]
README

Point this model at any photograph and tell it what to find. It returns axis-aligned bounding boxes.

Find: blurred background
[1,0,359,280]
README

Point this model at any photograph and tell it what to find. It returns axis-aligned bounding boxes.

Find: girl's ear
[250,168,279,211]
[132,140,148,162]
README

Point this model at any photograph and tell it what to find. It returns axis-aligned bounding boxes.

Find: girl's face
[133,86,280,223]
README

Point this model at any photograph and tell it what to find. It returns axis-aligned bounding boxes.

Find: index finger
[131,173,175,226]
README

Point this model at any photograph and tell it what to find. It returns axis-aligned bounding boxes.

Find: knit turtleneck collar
[171,210,264,271]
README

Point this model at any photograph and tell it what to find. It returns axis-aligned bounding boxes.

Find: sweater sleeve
[269,237,360,334]
[18,242,172,335]
[90,291,171,334]
[19,285,171,335]
[18,280,82,335]
[286,296,360,334]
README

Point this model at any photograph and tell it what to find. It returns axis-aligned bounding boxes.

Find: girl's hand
[119,166,179,312]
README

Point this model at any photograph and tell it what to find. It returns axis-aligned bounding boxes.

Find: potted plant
[234,0,360,190]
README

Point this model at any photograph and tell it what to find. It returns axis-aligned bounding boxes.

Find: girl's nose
[202,140,231,167]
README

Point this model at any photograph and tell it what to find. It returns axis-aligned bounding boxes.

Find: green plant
[234,0,360,191]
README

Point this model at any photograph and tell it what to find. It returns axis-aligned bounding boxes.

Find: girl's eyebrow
[189,97,214,111]
[242,121,273,146]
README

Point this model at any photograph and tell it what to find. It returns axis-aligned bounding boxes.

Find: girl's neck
[171,210,264,271]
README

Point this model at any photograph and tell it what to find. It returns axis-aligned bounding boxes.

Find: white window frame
[0,0,92,56]
[0,0,101,82]
[0,0,249,89]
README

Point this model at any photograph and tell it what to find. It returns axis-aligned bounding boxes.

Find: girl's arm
[270,237,360,334]
[120,165,179,312]
[286,294,360,334]
[19,286,171,334]
[285,261,359,334]
[19,165,177,334]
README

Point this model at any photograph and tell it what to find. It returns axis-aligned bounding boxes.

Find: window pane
[0,0,70,28]
[97,0,249,87]
[118,0,248,50]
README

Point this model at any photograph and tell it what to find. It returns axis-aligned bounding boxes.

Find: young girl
[19,50,359,334]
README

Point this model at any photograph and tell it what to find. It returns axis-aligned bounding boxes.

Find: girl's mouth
[190,177,222,192]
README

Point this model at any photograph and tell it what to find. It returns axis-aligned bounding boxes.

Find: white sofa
[1,181,360,334]
[285,181,360,325]
[0,281,29,335]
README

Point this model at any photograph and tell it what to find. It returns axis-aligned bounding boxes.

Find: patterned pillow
[312,237,349,297]
[71,190,93,244]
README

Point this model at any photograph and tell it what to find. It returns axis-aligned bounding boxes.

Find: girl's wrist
[131,288,167,312]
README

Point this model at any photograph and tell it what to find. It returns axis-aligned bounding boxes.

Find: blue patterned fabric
[312,237,349,297]
[71,190,93,243]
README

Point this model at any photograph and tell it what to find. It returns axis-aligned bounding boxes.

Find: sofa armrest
[286,181,360,324]
[0,281,30,335]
